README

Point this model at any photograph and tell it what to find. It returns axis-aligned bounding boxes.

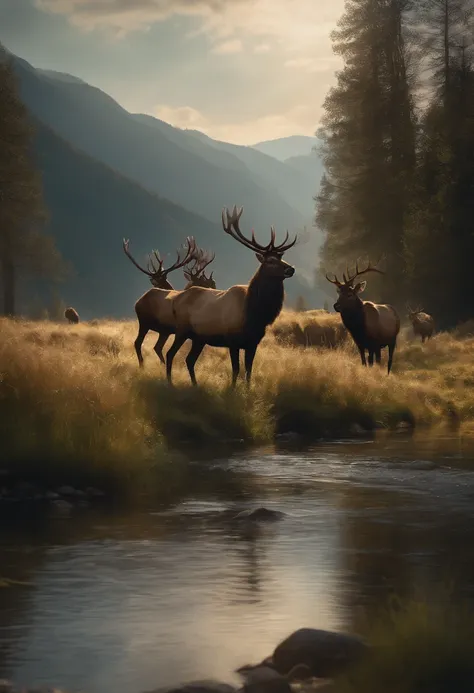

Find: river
[2,433,474,692]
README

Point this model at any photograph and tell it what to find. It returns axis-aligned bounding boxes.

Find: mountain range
[9,52,327,318]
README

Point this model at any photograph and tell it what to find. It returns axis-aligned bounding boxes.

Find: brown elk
[64,307,79,324]
[407,306,434,343]
[325,260,400,374]
[165,206,297,387]
[123,237,216,367]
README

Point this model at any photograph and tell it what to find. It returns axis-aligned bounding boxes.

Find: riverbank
[1,315,474,498]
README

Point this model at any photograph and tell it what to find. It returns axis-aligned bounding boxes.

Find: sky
[0,0,345,145]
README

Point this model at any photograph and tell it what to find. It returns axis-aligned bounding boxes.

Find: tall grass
[338,595,474,693]
[1,314,474,494]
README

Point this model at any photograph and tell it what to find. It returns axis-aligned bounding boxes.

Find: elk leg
[166,333,187,385]
[186,339,205,386]
[244,345,258,385]
[368,350,374,366]
[387,341,396,375]
[422,335,426,344]
[154,332,170,365]
[358,347,367,367]
[229,348,240,387]
[375,348,381,365]
[134,323,148,368]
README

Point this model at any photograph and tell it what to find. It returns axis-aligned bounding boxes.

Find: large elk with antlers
[325,260,400,374]
[123,237,216,367]
[165,206,297,387]
[407,306,434,343]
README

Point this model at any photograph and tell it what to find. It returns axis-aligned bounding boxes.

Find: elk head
[406,304,423,321]
[123,237,196,288]
[326,259,385,313]
[183,247,216,288]
[221,206,297,279]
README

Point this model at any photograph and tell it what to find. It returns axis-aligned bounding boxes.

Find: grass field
[338,594,474,693]
[1,311,474,496]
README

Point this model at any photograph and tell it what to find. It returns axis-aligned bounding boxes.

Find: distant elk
[123,237,216,367]
[165,206,297,387]
[407,306,434,343]
[326,260,400,374]
[64,307,79,324]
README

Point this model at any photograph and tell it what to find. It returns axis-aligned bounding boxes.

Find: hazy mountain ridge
[9,55,328,315]
[252,135,320,161]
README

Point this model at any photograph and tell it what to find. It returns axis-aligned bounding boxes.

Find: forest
[317,0,474,329]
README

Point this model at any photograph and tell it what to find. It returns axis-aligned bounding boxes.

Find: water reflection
[1,435,474,692]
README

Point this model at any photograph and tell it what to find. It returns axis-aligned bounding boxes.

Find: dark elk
[64,307,79,324]
[166,206,297,387]
[326,260,400,374]
[123,237,216,367]
[407,305,434,343]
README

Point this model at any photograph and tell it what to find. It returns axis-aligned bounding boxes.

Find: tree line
[317,0,474,329]
[0,47,65,318]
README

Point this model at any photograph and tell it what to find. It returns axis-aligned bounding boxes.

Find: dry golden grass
[1,311,474,493]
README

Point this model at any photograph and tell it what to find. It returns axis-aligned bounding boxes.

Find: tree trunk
[2,256,15,317]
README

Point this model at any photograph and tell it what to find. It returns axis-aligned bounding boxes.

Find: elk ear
[183,271,191,281]
[355,281,367,294]
[256,253,265,264]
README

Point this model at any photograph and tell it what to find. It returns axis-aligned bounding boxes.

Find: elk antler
[221,206,297,254]
[123,237,196,278]
[325,257,385,287]
[185,247,216,279]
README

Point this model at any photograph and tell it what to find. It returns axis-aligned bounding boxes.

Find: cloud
[154,104,207,129]
[152,102,318,145]
[211,39,243,54]
[35,0,344,52]
[253,43,270,54]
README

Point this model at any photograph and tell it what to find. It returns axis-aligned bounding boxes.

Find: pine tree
[317,0,416,305]
[0,51,64,316]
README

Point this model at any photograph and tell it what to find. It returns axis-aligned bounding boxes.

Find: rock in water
[242,667,291,693]
[270,628,368,678]
[233,508,285,522]
[147,682,235,693]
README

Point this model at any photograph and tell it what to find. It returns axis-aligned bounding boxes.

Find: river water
[2,434,474,692]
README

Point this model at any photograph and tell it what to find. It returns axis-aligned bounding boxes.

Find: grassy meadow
[1,309,474,497]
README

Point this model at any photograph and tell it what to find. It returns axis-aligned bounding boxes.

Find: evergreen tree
[317,0,416,305]
[0,50,64,316]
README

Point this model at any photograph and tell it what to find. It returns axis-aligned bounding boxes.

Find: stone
[233,508,285,522]
[147,682,236,693]
[242,667,291,693]
[270,628,368,678]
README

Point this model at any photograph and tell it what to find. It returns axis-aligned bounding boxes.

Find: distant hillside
[253,135,319,162]
[29,121,326,318]
[30,120,228,319]
[13,56,307,242]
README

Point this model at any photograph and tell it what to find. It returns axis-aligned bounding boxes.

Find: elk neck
[244,266,285,342]
[339,299,367,346]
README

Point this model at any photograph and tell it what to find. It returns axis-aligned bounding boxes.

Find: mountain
[29,120,326,318]
[252,135,319,162]
[12,56,307,241]
[6,53,330,315]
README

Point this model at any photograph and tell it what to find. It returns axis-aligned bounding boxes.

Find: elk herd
[117,206,436,385]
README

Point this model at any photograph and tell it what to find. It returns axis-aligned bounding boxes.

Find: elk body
[165,206,297,387]
[123,237,216,367]
[64,307,79,324]
[326,261,400,374]
[408,307,434,343]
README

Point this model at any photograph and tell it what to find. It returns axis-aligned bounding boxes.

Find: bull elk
[165,206,297,387]
[123,237,216,367]
[407,306,434,343]
[64,307,79,324]
[326,260,400,374]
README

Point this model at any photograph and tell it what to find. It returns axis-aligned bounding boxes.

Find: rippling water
[2,434,474,692]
